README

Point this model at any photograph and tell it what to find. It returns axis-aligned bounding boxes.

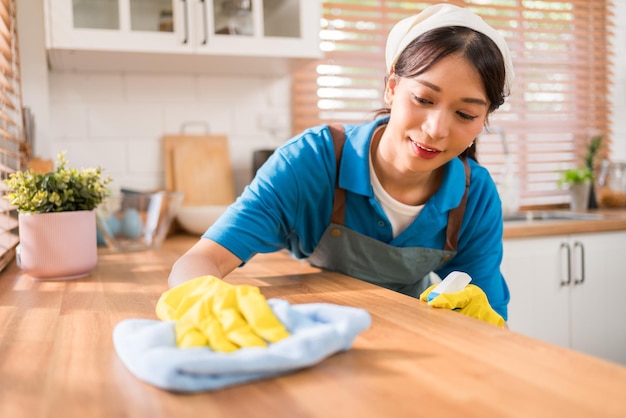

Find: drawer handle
[200,0,208,45]
[181,0,189,44]
[560,242,571,286]
[573,241,585,285]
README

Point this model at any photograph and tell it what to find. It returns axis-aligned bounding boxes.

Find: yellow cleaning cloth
[156,276,290,351]
[420,283,505,328]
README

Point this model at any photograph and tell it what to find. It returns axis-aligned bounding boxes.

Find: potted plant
[557,167,592,212]
[3,152,112,280]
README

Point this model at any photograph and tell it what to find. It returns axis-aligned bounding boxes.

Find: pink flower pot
[17,210,98,280]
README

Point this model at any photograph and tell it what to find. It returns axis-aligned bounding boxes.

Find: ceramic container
[17,210,97,280]
[176,205,228,235]
[569,182,590,212]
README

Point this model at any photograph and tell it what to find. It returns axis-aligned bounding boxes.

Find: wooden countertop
[2,235,626,417]
[504,209,626,239]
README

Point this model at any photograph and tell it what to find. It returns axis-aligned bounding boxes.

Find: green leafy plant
[556,134,604,189]
[557,167,593,188]
[3,152,112,213]
[584,134,603,175]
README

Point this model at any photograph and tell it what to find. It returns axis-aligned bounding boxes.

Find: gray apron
[308,125,470,298]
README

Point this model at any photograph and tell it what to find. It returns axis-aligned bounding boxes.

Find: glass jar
[596,160,626,208]
[159,10,173,32]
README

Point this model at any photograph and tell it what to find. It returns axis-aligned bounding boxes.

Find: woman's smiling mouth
[411,139,441,159]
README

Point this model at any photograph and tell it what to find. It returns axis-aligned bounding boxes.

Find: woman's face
[382,53,489,174]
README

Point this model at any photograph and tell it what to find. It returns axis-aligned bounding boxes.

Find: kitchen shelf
[44,0,321,75]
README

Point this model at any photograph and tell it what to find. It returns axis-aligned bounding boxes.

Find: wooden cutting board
[163,133,235,206]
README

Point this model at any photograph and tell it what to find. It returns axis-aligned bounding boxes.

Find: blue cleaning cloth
[113,299,371,392]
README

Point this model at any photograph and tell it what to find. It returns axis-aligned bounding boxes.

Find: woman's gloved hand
[420,284,505,328]
[156,276,291,351]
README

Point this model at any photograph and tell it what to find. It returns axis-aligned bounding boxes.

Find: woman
[168,4,513,324]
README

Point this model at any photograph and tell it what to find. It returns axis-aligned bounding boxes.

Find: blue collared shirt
[205,117,510,318]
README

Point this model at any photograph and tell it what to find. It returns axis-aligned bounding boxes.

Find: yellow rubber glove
[156,276,290,351]
[235,285,292,343]
[420,283,506,328]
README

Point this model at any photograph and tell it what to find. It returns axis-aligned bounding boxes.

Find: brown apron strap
[328,123,469,250]
[444,158,471,252]
[328,124,347,225]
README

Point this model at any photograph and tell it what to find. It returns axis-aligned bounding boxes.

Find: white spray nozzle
[427,271,472,302]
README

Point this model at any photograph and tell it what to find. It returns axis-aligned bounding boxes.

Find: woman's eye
[457,112,477,121]
[412,95,431,105]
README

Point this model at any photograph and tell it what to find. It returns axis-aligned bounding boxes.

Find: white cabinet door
[45,0,321,73]
[196,0,320,58]
[569,231,626,365]
[46,0,191,53]
[502,236,570,347]
[503,231,626,365]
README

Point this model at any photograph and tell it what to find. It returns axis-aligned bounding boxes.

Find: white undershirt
[369,153,424,238]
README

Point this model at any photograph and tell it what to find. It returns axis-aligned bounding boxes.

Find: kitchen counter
[2,235,626,417]
[504,209,626,239]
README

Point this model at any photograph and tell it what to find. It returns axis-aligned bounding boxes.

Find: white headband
[385,3,515,92]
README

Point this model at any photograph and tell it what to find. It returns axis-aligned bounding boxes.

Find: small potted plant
[3,152,112,280]
[557,167,592,212]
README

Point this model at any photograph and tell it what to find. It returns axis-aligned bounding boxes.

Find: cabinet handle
[200,0,208,45]
[573,241,585,285]
[181,0,189,44]
[560,242,571,286]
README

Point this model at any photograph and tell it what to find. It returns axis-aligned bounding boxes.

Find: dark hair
[376,26,508,161]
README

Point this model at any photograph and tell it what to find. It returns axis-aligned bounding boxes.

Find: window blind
[0,0,22,272]
[292,0,614,207]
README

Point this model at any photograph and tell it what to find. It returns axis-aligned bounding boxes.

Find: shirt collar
[338,116,467,213]
[430,157,467,212]
[339,117,389,197]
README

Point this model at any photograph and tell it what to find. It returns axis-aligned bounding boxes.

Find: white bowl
[176,205,228,235]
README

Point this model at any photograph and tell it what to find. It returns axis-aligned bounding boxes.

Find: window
[0,0,23,272]
[292,0,614,207]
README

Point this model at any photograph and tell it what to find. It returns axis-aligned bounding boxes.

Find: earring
[468,141,474,148]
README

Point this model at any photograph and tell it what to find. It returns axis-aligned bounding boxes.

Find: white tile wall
[47,70,291,195]
[17,0,626,197]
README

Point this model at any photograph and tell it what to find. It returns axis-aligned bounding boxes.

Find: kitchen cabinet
[501,231,626,365]
[44,0,321,75]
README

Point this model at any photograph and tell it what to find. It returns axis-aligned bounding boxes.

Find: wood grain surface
[1,235,625,418]
[503,208,626,238]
